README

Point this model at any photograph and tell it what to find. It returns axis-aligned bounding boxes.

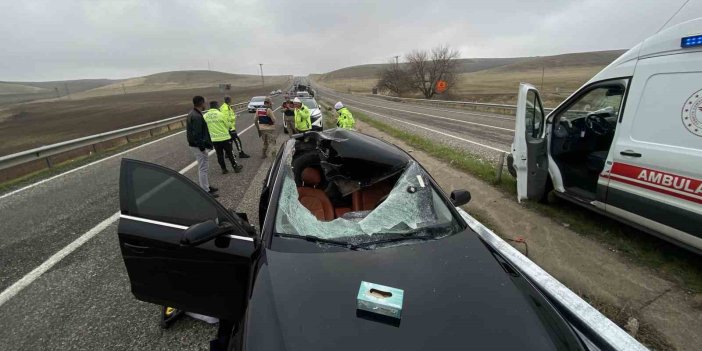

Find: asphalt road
[0,95,287,350]
[313,84,515,162]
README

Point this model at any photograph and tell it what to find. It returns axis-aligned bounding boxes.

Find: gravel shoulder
[356,119,701,351]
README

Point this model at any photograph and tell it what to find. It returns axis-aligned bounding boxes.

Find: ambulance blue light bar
[681,35,702,48]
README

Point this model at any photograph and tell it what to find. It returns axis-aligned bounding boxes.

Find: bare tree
[377,60,412,96]
[406,45,460,99]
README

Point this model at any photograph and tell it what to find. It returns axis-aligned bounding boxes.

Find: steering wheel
[585,113,612,136]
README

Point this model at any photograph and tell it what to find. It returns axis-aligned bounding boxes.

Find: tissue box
[356,281,404,319]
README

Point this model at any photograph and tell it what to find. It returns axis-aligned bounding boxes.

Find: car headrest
[301,167,322,188]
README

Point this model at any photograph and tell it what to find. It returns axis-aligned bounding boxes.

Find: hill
[0,79,119,105]
[312,50,626,106]
[75,70,291,98]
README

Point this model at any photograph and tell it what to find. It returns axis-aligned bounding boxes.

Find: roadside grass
[349,108,702,293]
[583,295,676,350]
[0,128,184,195]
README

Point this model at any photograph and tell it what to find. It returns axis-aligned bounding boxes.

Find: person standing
[334,101,355,130]
[220,96,250,158]
[281,99,296,135]
[293,97,311,133]
[204,101,243,174]
[255,97,278,158]
[186,96,219,197]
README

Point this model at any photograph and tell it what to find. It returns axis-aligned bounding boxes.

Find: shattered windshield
[274,160,461,247]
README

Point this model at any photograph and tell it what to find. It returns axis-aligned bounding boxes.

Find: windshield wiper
[353,232,434,249]
[275,233,359,250]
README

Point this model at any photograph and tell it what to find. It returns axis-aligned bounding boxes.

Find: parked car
[509,18,702,253]
[117,129,615,350]
[247,96,266,113]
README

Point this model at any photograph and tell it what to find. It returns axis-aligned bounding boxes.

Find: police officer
[334,101,355,130]
[281,99,296,135]
[293,97,311,133]
[220,96,250,158]
[204,101,243,174]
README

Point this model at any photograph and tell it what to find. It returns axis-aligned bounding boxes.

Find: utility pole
[259,63,264,86]
[54,87,60,99]
[540,57,545,91]
[122,84,127,95]
[208,60,211,71]
[394,55,399,65]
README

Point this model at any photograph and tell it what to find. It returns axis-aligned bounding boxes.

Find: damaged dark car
[117,129,593,350]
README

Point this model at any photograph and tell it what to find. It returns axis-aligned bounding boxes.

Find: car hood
[310,108,321,116]
[245,231,582,351]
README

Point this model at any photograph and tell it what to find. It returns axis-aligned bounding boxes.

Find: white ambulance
[511,18,702,253]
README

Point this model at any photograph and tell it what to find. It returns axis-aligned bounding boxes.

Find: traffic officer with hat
[293,97,311,133]
[334,101,355,130]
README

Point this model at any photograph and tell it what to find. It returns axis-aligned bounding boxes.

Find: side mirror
[181,220,234,246]
[450,190,471,207]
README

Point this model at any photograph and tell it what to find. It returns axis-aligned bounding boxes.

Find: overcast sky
[0,0,700,81]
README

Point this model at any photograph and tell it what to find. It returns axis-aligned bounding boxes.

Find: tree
[405,45,460,99]
[377,60,412,96]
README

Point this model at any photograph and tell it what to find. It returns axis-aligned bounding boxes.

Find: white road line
[0,108,245,201]
[336,95,514,132]
[0,113,259,307]
[349,105,508,153]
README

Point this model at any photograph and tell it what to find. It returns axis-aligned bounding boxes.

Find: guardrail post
[495,152,505,183]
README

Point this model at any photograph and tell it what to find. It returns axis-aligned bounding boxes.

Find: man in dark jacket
[186,96,218,197]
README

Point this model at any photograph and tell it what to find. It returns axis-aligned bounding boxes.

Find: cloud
[0,0,698,80]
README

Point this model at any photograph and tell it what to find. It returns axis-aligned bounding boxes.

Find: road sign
[436,80,448,93]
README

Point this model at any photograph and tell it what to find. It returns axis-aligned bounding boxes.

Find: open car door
[117,158,257,320]
[512,83,549,202]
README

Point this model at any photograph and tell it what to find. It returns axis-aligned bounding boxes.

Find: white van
[511,18,702,253]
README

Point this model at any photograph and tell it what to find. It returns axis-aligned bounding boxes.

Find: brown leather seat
[297,168,335,221]
[352,180,394,211]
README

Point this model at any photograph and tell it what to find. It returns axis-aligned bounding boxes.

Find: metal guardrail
[458,208,648,351]
[366,94,557,116]
[0,101,248,173]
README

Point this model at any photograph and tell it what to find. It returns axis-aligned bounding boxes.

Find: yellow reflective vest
[219,103,237,131]
[294,104,311,132]
[203,108,231,142]
[336,107,355,129]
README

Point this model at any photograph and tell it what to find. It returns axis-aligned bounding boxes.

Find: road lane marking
[327,93,514,133]
[348,105,509,153]
[0,115,260,307]
[0,108,245,201]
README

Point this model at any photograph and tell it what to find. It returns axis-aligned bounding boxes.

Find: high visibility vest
[294,105,311,131]
[336,107,355,129]
[203,108,231,142]
[219,103,237,131]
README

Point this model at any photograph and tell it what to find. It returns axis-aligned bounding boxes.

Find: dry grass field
[0,72,291,156]
[313,50,625,107]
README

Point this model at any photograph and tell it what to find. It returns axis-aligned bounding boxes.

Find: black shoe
[209,186,218,193]
[239,151,251,158]
[222,169,229,174]
[161,306,184,329]
[210,192,220,198]
[233,164,243,173]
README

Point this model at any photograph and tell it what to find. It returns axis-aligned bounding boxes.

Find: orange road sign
[436,80,448,93]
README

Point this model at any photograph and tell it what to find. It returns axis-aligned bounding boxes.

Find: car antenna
[655,0,690,33]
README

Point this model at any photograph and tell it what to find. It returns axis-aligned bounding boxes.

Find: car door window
[525,90,544,139]
[559,85,625,122]
[121,160,220,226]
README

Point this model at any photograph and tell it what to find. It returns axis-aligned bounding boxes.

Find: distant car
[247,96,266,113]
[116,129,596,351]
[275,89,282,94]
[296,91,310,98]
[270,90,277,95]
